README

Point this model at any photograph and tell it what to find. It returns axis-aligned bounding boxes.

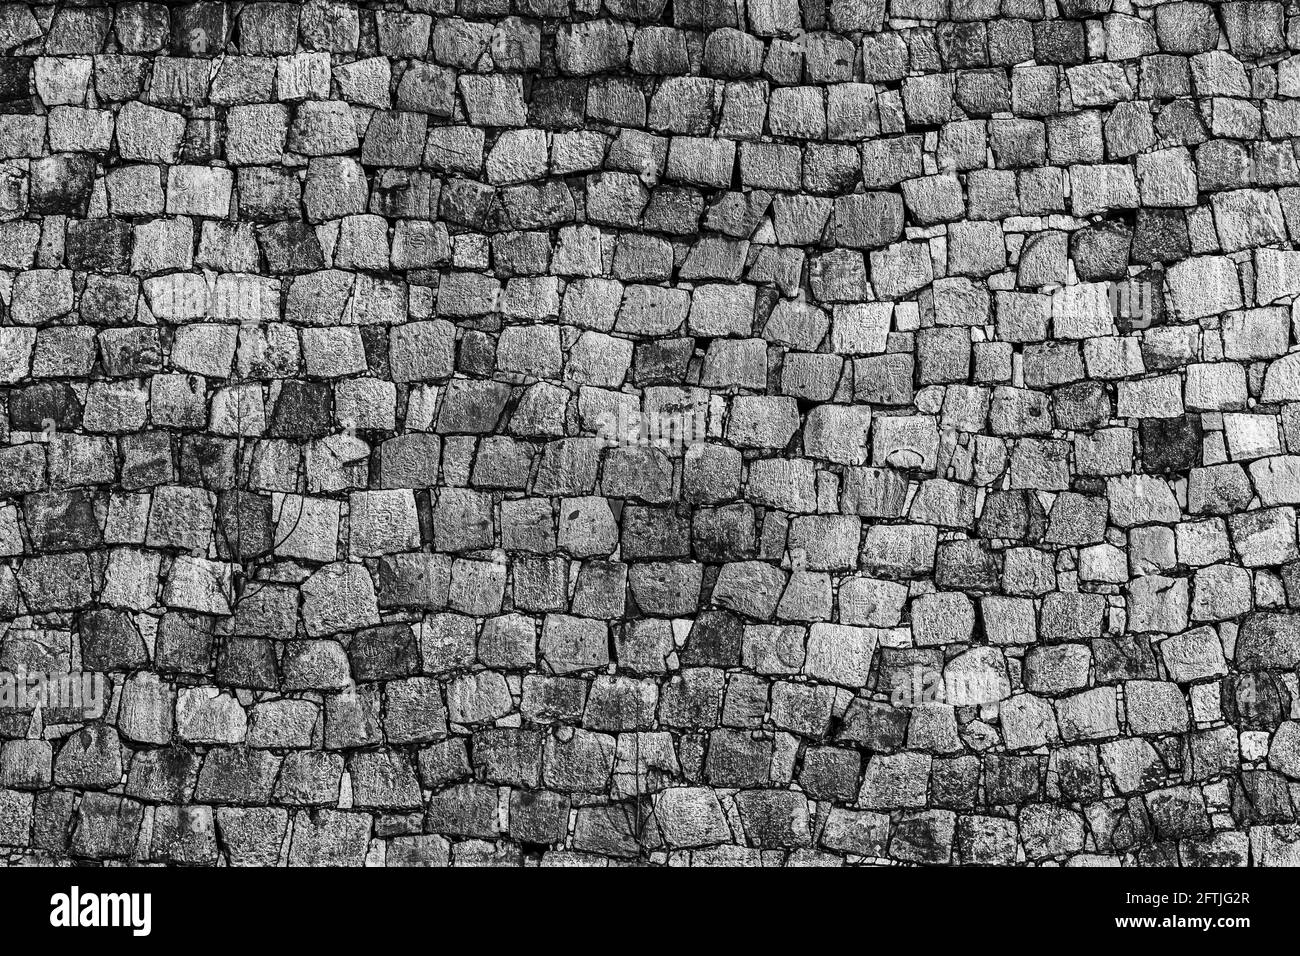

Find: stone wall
[1,0,1300,866]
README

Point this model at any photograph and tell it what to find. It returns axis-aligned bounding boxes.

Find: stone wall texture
[3,0,1300,868]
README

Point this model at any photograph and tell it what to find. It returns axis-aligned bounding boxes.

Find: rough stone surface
[0,0,1297,870]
